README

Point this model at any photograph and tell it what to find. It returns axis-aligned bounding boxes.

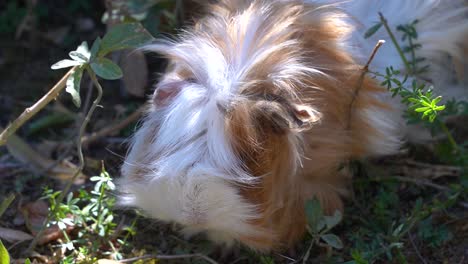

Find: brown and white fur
[119,0,468,251]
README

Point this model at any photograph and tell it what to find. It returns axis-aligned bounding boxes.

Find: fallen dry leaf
[121,50,148,98]
[3,129,86,185]
[0,227,33,243]
[21,200,48,235]
[21,200,74,245]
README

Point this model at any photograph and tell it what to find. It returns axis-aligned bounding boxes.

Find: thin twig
[347,40,385,129]
[378,12,411,73]
[81,105,146,145]
[0,67,77,146]
[25,67,104,253]
[383,176,451,192]
[408,232,428,264]
[120,253,219,264]
[382,159,462,179]
[372,176,468,209]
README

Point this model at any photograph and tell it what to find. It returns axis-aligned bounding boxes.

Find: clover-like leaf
[305,199,323,233]
[90,58,123,80]
[321,234,343,249]
[90,37,102,61]
[66,66,84,107]
[324,210,343,229]
[99,23,155,57]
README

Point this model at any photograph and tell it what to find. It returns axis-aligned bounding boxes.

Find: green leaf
[364,22,383,38]
[99,23,155,56]
[0,240,10,264]
[423,109,432,117]
[51,59,82,70]
[90,37,102,61]
[66,66,84,107]
[25,258,31,264]
[415,107,430,113]
[27,112,75,136]
[90,57,123,80]
[321,234,343,249]
[324,210,342,229]
[305,199,323,233]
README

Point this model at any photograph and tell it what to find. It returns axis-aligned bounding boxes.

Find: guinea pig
[118,0,468,251]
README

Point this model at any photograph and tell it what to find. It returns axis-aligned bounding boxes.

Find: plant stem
[378,12,412,74]
[0,194,15,218]
[96,179,106,228]
[438,120,458,152]
[0,67,76,146]
[121,216,139,247]
[26,66,104,253]
[408,37,417,73]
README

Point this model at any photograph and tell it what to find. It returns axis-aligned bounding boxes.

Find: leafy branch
[22,22,155,253]
[365,13,459,152]
[302,199,343,263]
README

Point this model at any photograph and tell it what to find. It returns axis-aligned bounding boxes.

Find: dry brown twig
[347,40,386,130]
[393,160,461,179]
[81,105,146,145]
[0,67,77,146]
[408,232,428,264]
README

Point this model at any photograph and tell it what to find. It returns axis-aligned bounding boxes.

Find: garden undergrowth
[1,1,467,264]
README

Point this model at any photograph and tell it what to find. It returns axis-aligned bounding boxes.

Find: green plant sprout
[42,167,130,261]
[302,199,343,263]
[365,14,460,153]
[24,22,155,253]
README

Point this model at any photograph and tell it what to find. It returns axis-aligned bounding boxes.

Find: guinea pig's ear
[253,100,321,134]
[292,104,321,127]
[152,80,186,108]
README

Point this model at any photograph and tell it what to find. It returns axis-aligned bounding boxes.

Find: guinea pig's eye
[185,77,197,84]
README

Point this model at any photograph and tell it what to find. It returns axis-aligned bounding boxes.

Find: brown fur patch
[206,1,395,250]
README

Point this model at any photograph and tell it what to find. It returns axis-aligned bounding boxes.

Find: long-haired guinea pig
[118,0,468,251]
